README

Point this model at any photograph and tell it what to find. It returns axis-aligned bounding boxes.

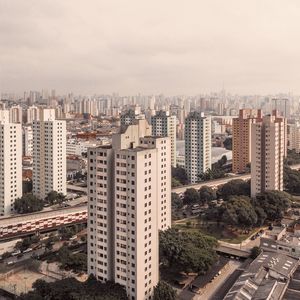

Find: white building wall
[87,120,171,300]
[32,109,66,199]
[0,111,22,216]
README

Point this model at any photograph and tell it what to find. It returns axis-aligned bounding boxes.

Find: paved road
[172,163,300,194]
[194,260,242,300]
[0,247,45,267]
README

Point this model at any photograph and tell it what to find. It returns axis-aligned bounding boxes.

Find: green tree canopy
[221,196,257,227]
[18,275,128,300]
[172,166,189,185]
[218,179,250,200]
[199,186,217,202]
[171,193,184,209]
[14,194,43,214]
[183,188,200,204]
[153,281,176,300]
[284,165,300,194]
[252,191,291,221]
[159,228,218,274]
[223,137,232,150]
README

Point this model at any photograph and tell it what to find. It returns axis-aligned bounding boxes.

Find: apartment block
[251,112,285,197]
[151,110,176,167]
[32,109,66,199]
[232,109,262,173]
[184,112,211,184]
[0,110,22,216]
[287,123,300,153]
[87,119,171,300]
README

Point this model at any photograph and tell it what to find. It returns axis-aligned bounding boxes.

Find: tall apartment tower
[287,123,300,153]
[251,112,285,197]
[184,112,211,184]
[87,119,171,300]
[26,105,40,124]
[232,109,262,173]
[9,105,22,123]
[23,125,33,157]
[151,111,177,167]
[32,109,66,199]
[0,110,22,216]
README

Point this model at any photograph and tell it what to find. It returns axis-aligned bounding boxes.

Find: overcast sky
[1,0,300,95]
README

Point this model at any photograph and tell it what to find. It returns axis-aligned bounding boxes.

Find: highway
[172,163,300,194]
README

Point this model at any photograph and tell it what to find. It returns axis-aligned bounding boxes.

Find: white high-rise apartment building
[251,112,285,197]
[87,119,171,300]
[151,111,177,167]
[185,112,211,184]
[0,110,22,216]
[26,105,40,124]
[9,105,22,123]
[32,109,66,199]
[23,125,33,157]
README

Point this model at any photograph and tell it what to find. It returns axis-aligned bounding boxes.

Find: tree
[22,180,33,194]
[14,194,43,214]
[284,165,300,194]
[252,191,291,221]
[159,229,218,273]
[183,188,200,204]
[199,186,217,202]
[221,196,257,227]
[153,281,176,300]
[46,191,65,205]
[218,179,250,200]
[172,166,189,185]
[250,246,261,259]
[171,177,182,188]
[19,276,128,300]
[171,193,183,209]
[198,155,228,181]
[223,137,232,150]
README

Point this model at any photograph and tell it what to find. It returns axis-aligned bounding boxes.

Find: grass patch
[173,218,258,244]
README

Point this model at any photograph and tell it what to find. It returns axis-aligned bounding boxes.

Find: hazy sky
[1,0,300,95]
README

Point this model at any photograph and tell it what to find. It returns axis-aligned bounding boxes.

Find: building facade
[151,110,176,167]
[251,112,285,197]
[0,110,22,216]
[287,123,300,153]
[22,125,33,157]
[184,112,211,184]
[232,109,262,173]
[32,109,66,199]
[87,119,171,300]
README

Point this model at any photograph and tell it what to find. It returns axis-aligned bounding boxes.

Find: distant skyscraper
[151,110,177,167]
[232,109,262,173]
[87,119,171,300]
[26,105,40,124]
[185,112,211,184]
[0,110,22,216]
[251,112,285,197]
[32,109,66,199]
[9,105,22,123]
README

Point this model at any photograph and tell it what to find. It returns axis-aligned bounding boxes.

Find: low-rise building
[224,252,299,300]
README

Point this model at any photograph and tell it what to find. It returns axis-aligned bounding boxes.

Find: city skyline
[2,1,300,95]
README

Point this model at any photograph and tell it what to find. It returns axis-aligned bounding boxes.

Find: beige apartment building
[232,109,262,173]
[32,109,66,199]
[251,111,285,197]
[87,119,171,300]
[184,112,211,184]
[0,110,22,216]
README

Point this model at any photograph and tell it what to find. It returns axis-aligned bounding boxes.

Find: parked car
[11,250,21,256]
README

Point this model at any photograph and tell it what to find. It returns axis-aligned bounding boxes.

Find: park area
[173,217,258,244]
